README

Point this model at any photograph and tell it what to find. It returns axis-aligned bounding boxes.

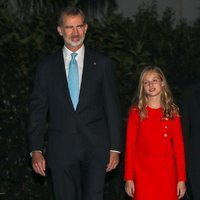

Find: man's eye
[77,25,84,29]
[65,26,73,30]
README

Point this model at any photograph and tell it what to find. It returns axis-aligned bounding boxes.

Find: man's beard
[66,35,85,47]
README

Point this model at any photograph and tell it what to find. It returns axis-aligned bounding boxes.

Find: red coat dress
[124,106,186,200]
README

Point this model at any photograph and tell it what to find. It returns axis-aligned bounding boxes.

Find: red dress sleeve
[172,116,186,181]
[124,108,140,180]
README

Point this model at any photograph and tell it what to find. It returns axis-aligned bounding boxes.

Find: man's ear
[57,26,62,36]
[85,24,88,33]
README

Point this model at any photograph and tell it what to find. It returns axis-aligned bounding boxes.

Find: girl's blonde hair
[133,66,179,120]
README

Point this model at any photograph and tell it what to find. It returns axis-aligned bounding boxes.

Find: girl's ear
[161,81,164,87]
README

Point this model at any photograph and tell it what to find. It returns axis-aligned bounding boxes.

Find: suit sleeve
[28,61,48,152]
[103,59,122,152]
[124,108,139,180]
[172,116,186,181]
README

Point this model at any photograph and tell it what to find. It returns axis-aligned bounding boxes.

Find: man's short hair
[57,6,86,26]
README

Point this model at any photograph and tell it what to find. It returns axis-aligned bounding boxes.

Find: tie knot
[71,53,78,63]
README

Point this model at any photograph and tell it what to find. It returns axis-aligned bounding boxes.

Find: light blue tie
[68,53,79,110]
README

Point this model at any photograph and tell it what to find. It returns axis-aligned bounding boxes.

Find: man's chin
[71,43,81,47]
[68,40,83,47]
[68,37,85,47]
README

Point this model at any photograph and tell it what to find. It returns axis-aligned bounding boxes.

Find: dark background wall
[0,0,200,199]
[117,0,200,23]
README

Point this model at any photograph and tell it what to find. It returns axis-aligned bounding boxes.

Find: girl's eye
[152,79,159,83]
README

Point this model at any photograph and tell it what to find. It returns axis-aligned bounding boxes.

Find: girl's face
[142,71,164,98]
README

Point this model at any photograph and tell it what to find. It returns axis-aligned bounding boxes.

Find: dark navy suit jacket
[28,47,122,169]
[181,84,200,200]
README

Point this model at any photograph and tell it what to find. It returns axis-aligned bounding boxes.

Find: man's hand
[32,152,46,176]
[106,151,119,172]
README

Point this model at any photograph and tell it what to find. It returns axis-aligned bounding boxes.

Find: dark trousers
[50,134,107,200]
[51,159,106,200]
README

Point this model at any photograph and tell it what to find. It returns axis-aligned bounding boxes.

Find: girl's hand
[125,180,135,197]
[177,181,186,199]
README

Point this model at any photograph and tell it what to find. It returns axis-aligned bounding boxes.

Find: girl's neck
[147,96,161,109]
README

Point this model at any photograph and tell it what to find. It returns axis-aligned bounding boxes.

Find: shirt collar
[63,45,85,58]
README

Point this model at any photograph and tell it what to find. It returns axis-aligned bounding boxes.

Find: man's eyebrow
[65,24,84,27]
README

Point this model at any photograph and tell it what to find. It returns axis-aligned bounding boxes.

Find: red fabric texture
[124,106,186,200]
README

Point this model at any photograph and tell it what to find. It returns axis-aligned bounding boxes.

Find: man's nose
[72,27,78,34]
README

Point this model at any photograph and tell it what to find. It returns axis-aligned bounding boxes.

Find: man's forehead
[62,15,84,24]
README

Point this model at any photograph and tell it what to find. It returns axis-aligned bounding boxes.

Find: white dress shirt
[63,45,85,89]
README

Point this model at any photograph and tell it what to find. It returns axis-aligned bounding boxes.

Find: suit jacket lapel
[56,50,74,112]
[76,47,95,111]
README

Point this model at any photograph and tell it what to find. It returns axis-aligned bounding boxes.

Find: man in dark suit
[181,84,200,200]
[28,6,122,200]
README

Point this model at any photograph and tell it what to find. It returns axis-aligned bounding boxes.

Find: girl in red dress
[124,66,186,200]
